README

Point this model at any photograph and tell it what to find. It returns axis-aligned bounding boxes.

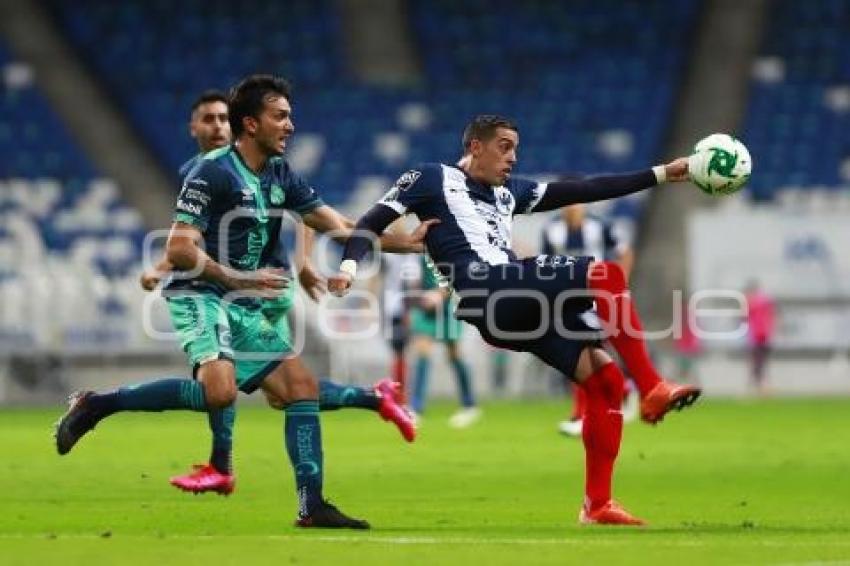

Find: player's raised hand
[298,263,327,302]
[328,271,353,297]
[663,157,690,182]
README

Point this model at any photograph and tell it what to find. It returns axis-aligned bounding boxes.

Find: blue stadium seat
[742,0,850,200]
[49,0,698,217]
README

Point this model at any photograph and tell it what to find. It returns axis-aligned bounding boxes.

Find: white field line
[0,534,848,548]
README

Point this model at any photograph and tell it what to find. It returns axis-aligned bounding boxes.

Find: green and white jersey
[166,145,323,296]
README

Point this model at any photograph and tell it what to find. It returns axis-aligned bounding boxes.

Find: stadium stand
[50,0,699,218]
[742,0,850,201]
[0,39,148,350]
[8,0,698,352]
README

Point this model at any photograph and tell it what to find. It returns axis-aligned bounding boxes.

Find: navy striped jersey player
[332,115,702,526]
[541,209,628,261]
[349,161,654,289]
[338,160,661,375]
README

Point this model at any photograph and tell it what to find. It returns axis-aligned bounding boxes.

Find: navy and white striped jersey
[541,214,627,261]
[377,162,547,278]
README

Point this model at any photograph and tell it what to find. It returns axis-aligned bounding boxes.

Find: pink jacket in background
[746,290,776,345]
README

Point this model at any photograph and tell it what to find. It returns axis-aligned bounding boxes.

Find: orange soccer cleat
[579,500,646,526]
[640,380,701,424]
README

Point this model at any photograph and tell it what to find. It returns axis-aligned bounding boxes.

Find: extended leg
[587,261,700,423]
[54,360,237,455]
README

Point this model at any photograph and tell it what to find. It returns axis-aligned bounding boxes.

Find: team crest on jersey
[393,170,421,191]
[270,184,285,205]
[494,188,514,215]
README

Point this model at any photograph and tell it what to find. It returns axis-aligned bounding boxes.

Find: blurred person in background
[744,280,776,396]
[409,256,480,428]
[541,203,637,437]
[673,297,702,385]
[377,225,422,402]
[179,90,231,177]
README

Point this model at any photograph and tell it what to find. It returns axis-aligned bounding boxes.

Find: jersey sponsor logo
[393,169,421,191]
[270,184,285,205]
[181,187,210,205]
[535,254,577,267]
[241,187,257,211]
[176,199,202,216]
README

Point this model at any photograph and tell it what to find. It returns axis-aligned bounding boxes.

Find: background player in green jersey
[56,75,431,529]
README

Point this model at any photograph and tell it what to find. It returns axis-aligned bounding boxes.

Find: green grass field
[2,397,849,565]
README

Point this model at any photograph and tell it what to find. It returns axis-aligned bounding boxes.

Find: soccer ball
[688,133,752,195]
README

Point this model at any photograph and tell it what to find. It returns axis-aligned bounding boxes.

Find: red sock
[570,383,587,420]
[392,355,407,403]
[587,261,662,398]
[581,362,625,510]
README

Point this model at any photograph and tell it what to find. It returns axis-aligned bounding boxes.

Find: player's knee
[204,384,238,408]
[263,390,287,410]
[287,377,318,400]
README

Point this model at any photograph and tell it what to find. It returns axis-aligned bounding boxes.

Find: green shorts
[167,291,294,394]
[410,300,464,343]
[261,283,295,334]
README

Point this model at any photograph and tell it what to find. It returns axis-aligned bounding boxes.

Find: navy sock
[87,378,207,417]
[318,379,379,411]
[452,359,476,408]
[411,357,430,414]
[284,400,323,517]
[208,404,235,474]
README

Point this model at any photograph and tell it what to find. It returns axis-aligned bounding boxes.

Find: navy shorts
[455,256,602,379]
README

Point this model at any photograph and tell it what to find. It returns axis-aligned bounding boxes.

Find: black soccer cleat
[295,500,371,530]
[54,391,99,455]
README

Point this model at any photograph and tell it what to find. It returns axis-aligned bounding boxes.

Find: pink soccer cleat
[169,464,235,496]
[374,378,416,442]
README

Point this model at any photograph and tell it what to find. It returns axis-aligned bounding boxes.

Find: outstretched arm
[327,204,403,296]
[301,204,435,254]
[531,158,689,213]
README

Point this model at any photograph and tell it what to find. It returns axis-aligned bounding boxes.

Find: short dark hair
[462,114,518,152]
[190,89,227,113]
[228,74,293,138]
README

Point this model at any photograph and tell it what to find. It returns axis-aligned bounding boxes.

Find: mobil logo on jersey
[240,187,257,212]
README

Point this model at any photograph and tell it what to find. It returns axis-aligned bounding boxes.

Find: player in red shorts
[329,115,700,525]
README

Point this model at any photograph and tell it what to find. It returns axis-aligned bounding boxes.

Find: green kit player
[55,75,430,529]
[140,90,415,497]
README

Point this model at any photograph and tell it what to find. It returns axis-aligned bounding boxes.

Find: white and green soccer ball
[688,133,752,195]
